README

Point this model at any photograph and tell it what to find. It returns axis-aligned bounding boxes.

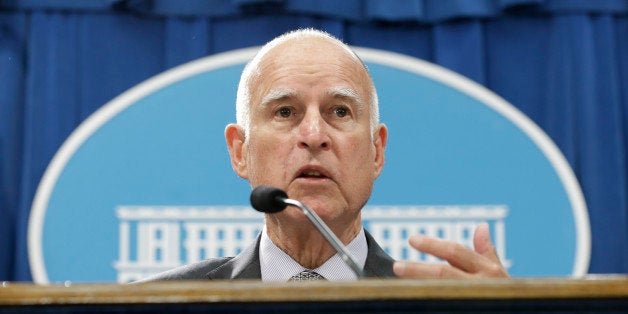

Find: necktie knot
[289,270,326,281]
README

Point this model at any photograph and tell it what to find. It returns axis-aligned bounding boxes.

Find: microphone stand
[281,197,366,278]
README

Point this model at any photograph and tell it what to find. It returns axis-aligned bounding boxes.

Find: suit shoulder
[134,257,234,282]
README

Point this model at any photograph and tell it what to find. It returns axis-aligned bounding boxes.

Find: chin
[297,195,336,210]
[306,200,350,222]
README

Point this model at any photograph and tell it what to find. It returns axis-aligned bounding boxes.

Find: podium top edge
[1,277,628,306]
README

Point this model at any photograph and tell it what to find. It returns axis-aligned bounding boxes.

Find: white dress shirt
[259,226,368,282]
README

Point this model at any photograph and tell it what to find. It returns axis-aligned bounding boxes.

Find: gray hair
[235,28,380,138]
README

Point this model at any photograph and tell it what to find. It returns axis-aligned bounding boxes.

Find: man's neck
[265,215,362,269]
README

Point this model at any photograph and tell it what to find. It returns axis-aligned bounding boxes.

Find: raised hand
[393,223,510,279]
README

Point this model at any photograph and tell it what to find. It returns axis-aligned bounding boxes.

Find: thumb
[473,223,500,263]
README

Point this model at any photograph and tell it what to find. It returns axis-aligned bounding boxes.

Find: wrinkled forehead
[250,37,372,101]
[265,36,361,64]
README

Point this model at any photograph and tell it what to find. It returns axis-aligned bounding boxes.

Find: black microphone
[250,185,288,213]
[250,185,365,278]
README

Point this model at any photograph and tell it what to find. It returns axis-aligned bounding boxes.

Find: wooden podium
[1,276,627,313]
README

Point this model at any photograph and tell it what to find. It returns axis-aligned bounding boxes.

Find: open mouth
[299,170,327,179]
[299,170,325,178]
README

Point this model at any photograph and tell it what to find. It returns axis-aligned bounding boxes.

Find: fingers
[407,234,492,274]
[394,225,510,279]
[393,261,473,279]
[473,223,500,264]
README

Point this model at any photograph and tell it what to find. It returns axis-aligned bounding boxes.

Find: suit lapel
[363,230,397,278]
[206,234,262,280]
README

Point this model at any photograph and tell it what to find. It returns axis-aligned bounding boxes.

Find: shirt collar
[259,226,368,282]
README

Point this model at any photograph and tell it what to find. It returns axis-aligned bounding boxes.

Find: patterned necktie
[289,270,326,281]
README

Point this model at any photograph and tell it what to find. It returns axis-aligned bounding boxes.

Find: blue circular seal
[29,48,590,283]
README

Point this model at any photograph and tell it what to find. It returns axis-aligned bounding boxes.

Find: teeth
[303,170,322,177]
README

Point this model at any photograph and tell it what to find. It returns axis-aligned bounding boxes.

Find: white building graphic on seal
[114,205,510,283]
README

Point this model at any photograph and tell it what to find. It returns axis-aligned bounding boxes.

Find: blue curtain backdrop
[0,0,627,281]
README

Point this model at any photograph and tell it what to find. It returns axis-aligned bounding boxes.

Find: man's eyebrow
[259,88,298,109]
[326,87,364,112]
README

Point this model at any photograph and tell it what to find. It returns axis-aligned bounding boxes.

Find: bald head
[235,29,379,138]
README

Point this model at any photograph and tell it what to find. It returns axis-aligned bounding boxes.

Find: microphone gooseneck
[249,185,365,278]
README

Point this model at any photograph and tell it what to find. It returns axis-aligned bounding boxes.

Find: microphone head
[250,185,288,213]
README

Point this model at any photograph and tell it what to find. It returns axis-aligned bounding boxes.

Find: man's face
[228,38,386,226]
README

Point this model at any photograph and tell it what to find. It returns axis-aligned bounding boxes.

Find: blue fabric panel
[539,14,627,273]
[17,12,84,281]
[75,14,165,120]
[497,0,544,8]
[364,0,425,21]
[233,0,282,4]
[286,0,363,21]
[346,24,433,61]
[316,19,346,41]
[433,20,486,85]
[13,12,166,280]
[425,0,498,21]
[543,16,580,164]
[4,0,628,17]
[1,0,120,10]
[544,0,628,13]
[485,13,627,274]
[484,16,550,127]
[0,12,26,282]
[129,0,239,17]
[578,15,627,273]
[165,19,211,68]
[618,17,628,272]
[210,15,313,52]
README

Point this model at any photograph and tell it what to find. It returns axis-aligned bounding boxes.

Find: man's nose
[298,110,330,150]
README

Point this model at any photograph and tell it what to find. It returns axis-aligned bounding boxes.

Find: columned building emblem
[114,205,509,283]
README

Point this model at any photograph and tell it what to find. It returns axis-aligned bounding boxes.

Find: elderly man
[142,29,508,282]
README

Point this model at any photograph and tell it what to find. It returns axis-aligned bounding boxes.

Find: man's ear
[225,124,248,179]
[373,124,388,178]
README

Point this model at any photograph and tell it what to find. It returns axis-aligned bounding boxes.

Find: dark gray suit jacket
[139,231,396,281]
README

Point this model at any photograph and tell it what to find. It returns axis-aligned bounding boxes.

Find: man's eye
[277,107,293,118]
[334,107,349,118]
